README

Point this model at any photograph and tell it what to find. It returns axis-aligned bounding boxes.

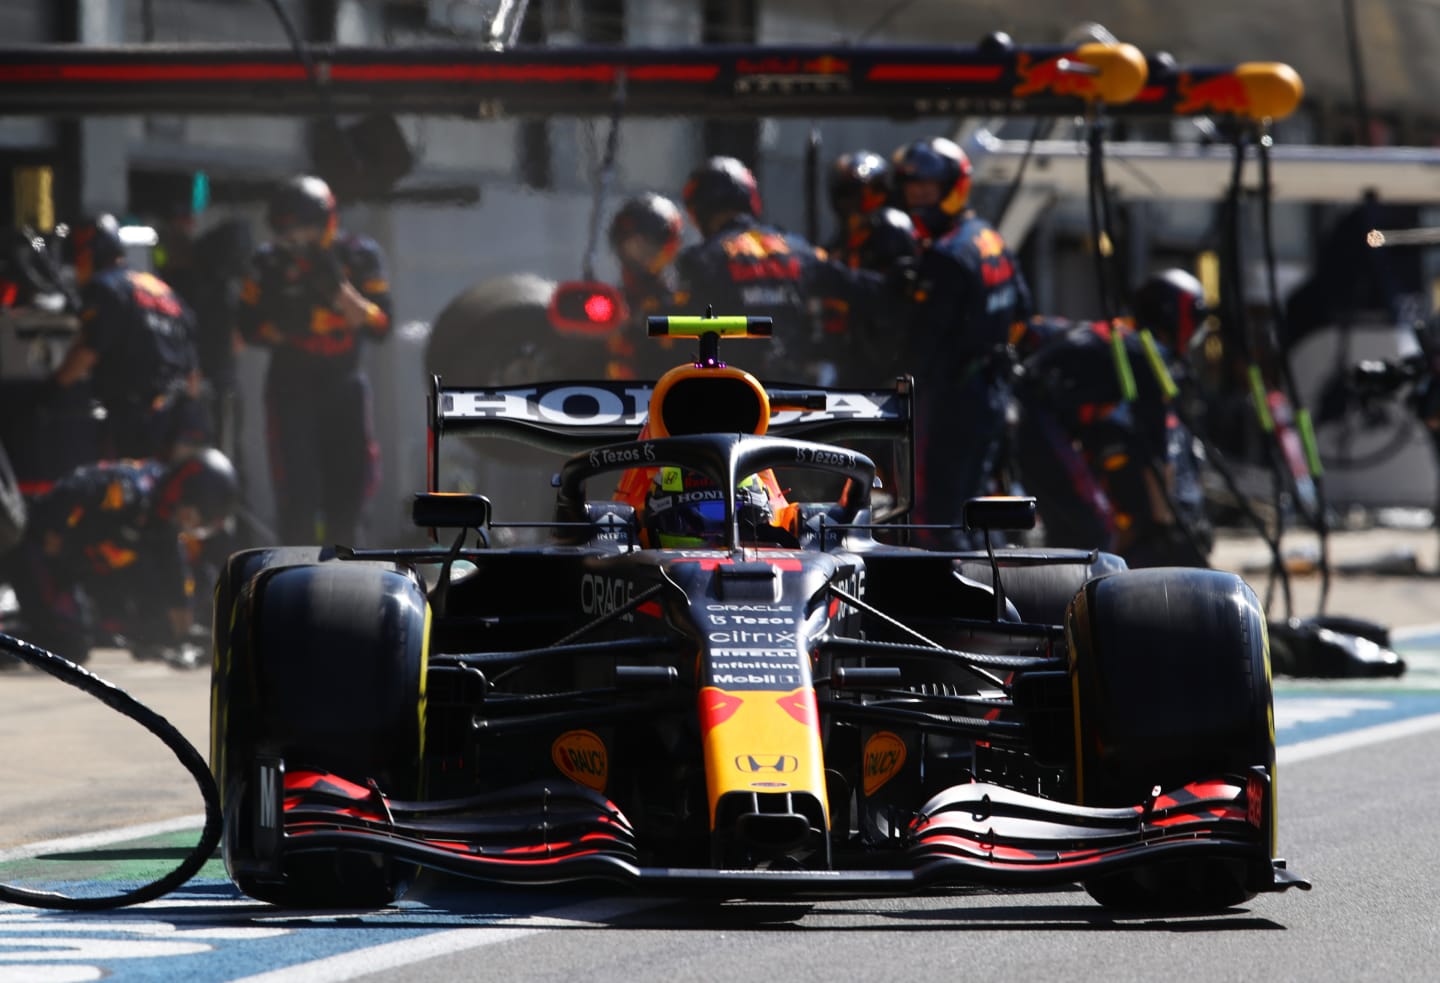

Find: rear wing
[426,375,913,495]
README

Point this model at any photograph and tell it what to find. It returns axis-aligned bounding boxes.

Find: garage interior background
[3,0,1440,542]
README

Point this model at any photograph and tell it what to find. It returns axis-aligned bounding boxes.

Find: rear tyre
[1067,567,1274,912]
[956,548,1127,626]
[216,562,428,907]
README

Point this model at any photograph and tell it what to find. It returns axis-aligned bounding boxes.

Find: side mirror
[963,495,1037,532]
[547,280,629,336]
[963,496,1037,622]
[412,492,492,530]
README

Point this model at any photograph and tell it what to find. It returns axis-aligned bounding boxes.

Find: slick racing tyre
[1067,567,1275,912]
[216,561,428,907]
[211,547,345,768]
[211,547,339,676]
[956,548,1127,626]
[426,273,561,386]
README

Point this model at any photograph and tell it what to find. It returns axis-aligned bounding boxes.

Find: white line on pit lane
[0,815,207,863]
[1278,711,1440,764]
[226,897,661,983]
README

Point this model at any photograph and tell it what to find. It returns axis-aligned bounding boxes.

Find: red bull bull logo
[1174,72,1252,116]
[1012,53,1098,100]
[974,227,1006,260]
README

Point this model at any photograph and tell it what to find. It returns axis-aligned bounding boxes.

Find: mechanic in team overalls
[11,448,238,664]
[51,214,208,462]
[606,192,684,380]
[1126,268,1215,566]
[1011,273,1212,567]
[672,156,882,384]
[890,137,1033,549]
[236,176,392,546]
[824,150,892,270]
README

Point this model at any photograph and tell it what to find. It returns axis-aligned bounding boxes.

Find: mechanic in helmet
[825,150,892,270]
[605,192,684,380]
[641,468,798,549]
[1127,268,1215,565]
[1010,274,1212,567]
[672,156,885,385]
[51,214,208,462]
[10,447,238,664]
[890,137,1033,549]
[236,175,392,546]
[841,206,924,381]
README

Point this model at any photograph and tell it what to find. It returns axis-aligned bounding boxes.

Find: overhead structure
[0,40,1295,120]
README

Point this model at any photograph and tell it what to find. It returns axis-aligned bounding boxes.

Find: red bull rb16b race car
[210,312,1309,912]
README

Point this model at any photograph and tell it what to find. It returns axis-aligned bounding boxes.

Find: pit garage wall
[0,1,58,161]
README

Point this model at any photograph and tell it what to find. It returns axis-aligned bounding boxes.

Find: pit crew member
[236,175,391,546]
[672,155,883,384]
[10,447,238,664]
[825,149,891,270]
[1012,284,1211,567]
[52,214,207,461]
[891,136,1033,548]
[606,192,684,379]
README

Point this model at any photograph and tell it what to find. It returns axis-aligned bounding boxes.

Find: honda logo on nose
[735,754,799,773]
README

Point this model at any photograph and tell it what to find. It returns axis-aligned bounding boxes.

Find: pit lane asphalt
[2,525,1438,980]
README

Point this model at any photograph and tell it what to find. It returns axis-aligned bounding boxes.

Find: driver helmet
[890,137,972,240]
[267,175,339,248]
[608,192,684,275]
[1133,268,1209,354]
[644,468,773,548]
[152,448,240,536]
[681,156,762,232]
[64,214,125,287]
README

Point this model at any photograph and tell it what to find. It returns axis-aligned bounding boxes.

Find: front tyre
[217,562,428,907]
[1067,567,1274,912]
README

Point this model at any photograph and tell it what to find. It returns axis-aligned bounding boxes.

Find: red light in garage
[584,292,615,323]
[548,280,628,336]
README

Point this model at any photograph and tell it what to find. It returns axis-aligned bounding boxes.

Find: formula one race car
[210,311,1308,913]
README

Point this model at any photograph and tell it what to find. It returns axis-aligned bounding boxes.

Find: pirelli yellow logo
[862,731,907,796]
[552,729,608,792]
